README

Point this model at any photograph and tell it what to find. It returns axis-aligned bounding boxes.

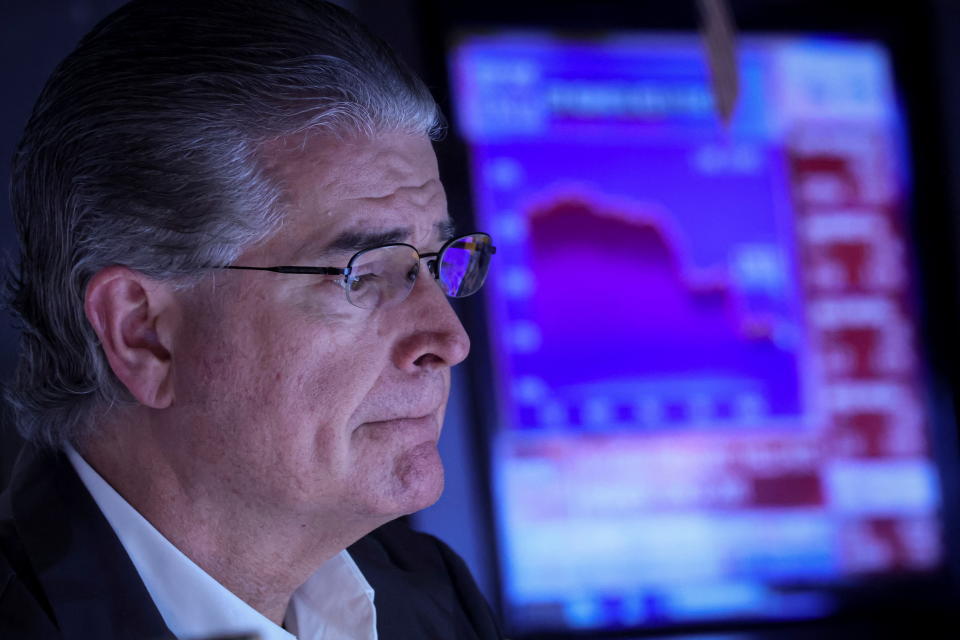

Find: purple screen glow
[450,33,942,634]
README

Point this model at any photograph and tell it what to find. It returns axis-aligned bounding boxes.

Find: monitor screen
[449,32,945,634]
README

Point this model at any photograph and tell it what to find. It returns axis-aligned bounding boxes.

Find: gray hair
[5,0,444,449]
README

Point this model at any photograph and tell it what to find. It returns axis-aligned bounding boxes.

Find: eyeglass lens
[438,234,493,297]
[344,245,419,309]
[344,233,493,309]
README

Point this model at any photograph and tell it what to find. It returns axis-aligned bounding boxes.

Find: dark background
[2,1,959,637]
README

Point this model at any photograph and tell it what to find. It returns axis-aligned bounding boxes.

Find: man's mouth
[361,413,441,439]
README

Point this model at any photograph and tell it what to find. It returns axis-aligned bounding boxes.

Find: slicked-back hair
[5,0,444,449]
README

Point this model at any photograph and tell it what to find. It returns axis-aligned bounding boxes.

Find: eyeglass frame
[218,231,496,306]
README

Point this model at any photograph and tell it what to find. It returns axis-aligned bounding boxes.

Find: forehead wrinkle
[289,179,447,257]
[258,133,444,262]
[341,177,443,204]
[323,139,436,196]
[262,144,434,205]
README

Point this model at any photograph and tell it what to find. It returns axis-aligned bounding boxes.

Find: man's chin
[390,440,446,516]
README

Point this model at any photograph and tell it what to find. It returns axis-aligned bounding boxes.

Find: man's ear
[84,266,179,409]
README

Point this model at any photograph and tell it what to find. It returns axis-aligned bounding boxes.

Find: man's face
[166,132,470,527]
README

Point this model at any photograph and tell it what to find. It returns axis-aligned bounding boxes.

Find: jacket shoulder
[351,519,504,639]
[0,492,60,637]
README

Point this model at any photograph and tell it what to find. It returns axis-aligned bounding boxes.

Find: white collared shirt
[66,447,377,640]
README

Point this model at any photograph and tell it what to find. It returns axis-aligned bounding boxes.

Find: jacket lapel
[10,446,173,640]
[349,520,462,640]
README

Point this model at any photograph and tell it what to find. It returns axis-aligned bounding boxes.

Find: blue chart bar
[450,33,942,633]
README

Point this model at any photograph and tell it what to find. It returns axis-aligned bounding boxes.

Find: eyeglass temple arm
[222,265,348,275]
[220,240,496,276]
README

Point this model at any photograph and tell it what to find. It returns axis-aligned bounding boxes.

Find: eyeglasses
[222,232,496,310]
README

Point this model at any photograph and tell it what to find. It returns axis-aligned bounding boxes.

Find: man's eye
[406,263,420,283]
[345,273,379,292]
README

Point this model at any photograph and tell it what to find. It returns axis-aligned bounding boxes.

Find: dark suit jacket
[0,445,503,639]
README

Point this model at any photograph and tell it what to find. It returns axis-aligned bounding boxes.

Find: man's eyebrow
[324,228,411,254]
[322,219,456,253]
[298,218,458,262]
[436,218,457,242]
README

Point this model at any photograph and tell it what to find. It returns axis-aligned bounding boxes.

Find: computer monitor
[448,30,956,636]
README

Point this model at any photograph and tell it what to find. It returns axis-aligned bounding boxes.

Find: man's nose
[390,270,471,373]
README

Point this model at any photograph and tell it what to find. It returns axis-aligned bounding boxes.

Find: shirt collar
[65,446,377,640]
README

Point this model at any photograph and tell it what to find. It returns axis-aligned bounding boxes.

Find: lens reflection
[343,233,494,309]
[439,234,493,297]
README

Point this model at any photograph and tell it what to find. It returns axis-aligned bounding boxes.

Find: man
[0,1,501,638]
